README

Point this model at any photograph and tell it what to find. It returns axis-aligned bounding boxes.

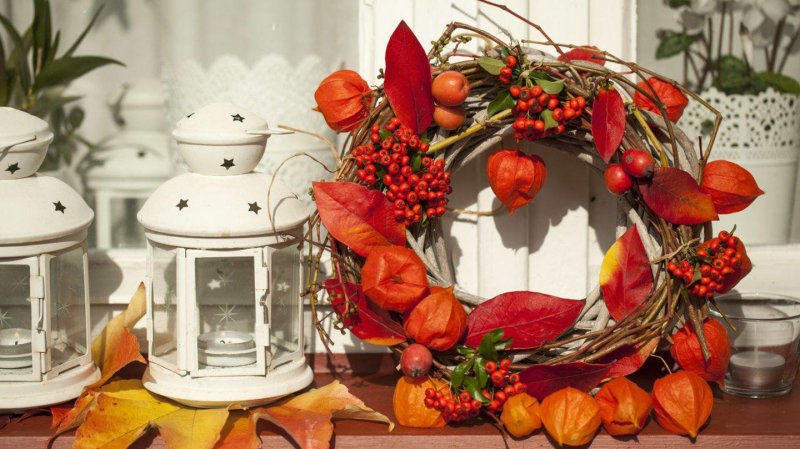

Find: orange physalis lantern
[595,377,652,436]
[633,77,689,122]
[500,392,542,438]
[361,246,429,313]
[652,371,713,438]
[701,160,764,214]
[393,376,449,428]
[404,286,466,351]
[487,149,547,214]
[314,69,373,132]
[540,387,601,446]
[670,318,731,386]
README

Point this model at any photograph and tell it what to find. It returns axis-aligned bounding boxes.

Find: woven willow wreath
[304,10,756,420]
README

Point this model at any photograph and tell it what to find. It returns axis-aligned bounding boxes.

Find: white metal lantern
[137,102,312,407]
[86,79,173,249]
[0,108,100,411]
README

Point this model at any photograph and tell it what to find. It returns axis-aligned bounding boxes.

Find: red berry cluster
[667,230,744,299]
[510,86,586,142]
[423,358,526,422]
[353,118,452,225]
[497,55,518,84]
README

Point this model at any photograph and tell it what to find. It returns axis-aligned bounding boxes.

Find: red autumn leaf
[465,292,584,349]
[313,181,405,257]
[487,149,547,214]
[361,246,429,313]
[384,21,434,134]
[324,280,407,346]
[599,226,653,322]
[558,45,606,66]
[633,77,689,122]
[601,337,660,378]
[591,88,626,162]
[701,160,764,214]
[639,167,719,225]
[520,362,612,400]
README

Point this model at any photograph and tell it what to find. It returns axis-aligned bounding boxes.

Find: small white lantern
[137,103,312,407]
[86,80,173,249]
[0,108,99,411]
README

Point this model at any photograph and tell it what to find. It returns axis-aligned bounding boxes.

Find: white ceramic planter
[681,88,800,245]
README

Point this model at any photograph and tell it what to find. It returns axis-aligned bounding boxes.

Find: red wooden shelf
[2,353,800,448]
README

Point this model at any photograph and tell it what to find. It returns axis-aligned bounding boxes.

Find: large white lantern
[0,108,100,411]
[86,79,173,249]
[137,103,312,407]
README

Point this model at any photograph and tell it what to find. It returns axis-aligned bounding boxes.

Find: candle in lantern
[0,328,33,369]
[198,330,257,368]
[729,350,787,389]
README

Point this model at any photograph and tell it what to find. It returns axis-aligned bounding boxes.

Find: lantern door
[186,248,268,377]
[0,257,44,382]
[42,245,91,377]
[267,245,303,369]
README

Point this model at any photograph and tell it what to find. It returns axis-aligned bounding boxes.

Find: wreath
[305,3,761,441]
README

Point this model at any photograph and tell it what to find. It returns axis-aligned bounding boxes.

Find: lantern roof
[173,102,289,146]
[137,171,307,239]
[0,108,55,180]
[0,174,94,246]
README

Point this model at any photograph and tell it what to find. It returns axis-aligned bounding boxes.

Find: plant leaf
[755,71,800,94]
[383,21,433,134]
[465,291,584,349]
[557,46,606,66]
[213,411,259,449]
[324,280,407,346]
[656,31,700,59]
[600,337,660,378]
[520,362,612,400]
[33,55,123,91]
[64,4,104,57]
[252,380,393,449]
[639,167,718,225]
[89,283,147,389]
[478,56,505,75]
[313,181,406,257]
[541,109,558,129]
[32,0,52,71]
[487,89,515,117]
[599,226,653,322]
[534,77,564,95]
[591,88,626,162]
[0,14,31,93]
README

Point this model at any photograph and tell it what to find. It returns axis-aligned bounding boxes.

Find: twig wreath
[303,1,761,437]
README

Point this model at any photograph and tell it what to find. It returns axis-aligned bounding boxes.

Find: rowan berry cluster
[667,230,744,299]
[353,118,452,225]
[423,358,526,422]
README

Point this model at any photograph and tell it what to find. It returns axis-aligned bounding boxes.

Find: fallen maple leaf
[89,282,148,388]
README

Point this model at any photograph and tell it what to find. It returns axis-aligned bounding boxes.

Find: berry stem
[631,107,668,168]
[426,109,513,155]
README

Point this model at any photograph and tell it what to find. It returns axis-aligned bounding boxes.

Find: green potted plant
[656,0,799,245]
[0,0,122,188]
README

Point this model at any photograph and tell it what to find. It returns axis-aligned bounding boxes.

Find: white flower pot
[681,88,800,245]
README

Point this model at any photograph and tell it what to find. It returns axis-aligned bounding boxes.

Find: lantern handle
[0,134,37,149]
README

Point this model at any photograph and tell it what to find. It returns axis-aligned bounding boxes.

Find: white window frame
[266,245,304,369]
[145,242,183,374]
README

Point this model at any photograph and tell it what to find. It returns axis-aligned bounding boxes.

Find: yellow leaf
[251,380,393,449]
[89,283,148,388]
[73,380,229,449]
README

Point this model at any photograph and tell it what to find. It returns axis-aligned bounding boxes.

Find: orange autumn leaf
[250,380,393,449]
[404,286,466,351]
[487,149,547,214]
[73,379,229,449]
[89,282,147,388]
[393,376,448,428]
[361,246,429,313]
[314,70,372,132]
[652,371,713,438]
[670,319,731,386]
[540,387,601,447]
[633,77,689,122]
[214,411,259,449]
[500,392,542,438]
[595,377,652,436]
[701,160,764,214]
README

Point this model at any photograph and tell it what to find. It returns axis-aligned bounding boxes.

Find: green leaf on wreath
[474,356,489,388]
[487,89,515,116]
[541,109,558,130]
[655,31,700,59]
[478,56,506,75]
[451,363,468,389]
[531,73,564,94]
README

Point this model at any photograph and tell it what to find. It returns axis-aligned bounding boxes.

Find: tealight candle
[729,350,786,389]
[0,328,33,369]
[198,330,257,368]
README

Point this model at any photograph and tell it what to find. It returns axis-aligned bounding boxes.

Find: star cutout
[231,113,245,122]
[248,202,262,214]
[54,201,66,213]
[0,309,11,328]
[137,150,146,158]
[6,163,20,174]
[207,279,222,290]
[55,300,71,317]
[186,112,194,118]
[221,158,235,170]
[215,305,239,325]
[277,281,290,292]
[176,199,189,210]
[215,269,233,287]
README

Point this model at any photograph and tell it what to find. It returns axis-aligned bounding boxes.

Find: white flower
[677,8,708,33]
[691,0,721,14]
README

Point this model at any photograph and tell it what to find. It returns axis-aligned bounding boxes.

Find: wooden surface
[2,353,800,448]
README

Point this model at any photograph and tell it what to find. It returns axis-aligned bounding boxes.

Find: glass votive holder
[710,292,800,398]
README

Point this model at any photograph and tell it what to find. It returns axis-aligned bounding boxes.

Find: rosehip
[432,70,470,106]
[604,164,634,195]
[620,148,656,178]
[400,343,432,378]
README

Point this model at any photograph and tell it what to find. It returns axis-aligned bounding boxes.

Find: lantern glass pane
[0,264,34,375]
[195,257,257,369]
[270,247,300,363]
[49,246,88,368]
[152,246,178,366]
[110,197,148,248]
